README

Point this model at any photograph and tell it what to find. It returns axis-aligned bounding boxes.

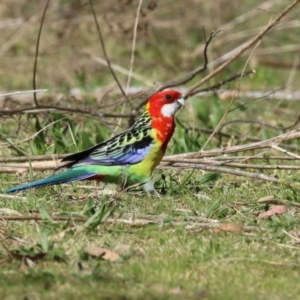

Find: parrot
[6,90,185,194]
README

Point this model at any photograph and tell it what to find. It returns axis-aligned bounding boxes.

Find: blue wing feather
[60,117,153,168]
[81,143,152,165]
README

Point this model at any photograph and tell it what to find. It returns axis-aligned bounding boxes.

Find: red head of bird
[146,90,184,153]
[147,90,185,118]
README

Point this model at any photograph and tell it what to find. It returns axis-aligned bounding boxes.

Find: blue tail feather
[6,168,97,193]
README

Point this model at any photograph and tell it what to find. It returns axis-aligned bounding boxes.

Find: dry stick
[182,156,299,161]
[0,89,47,98]
[0,194,27,201]
[0,215,158,226]
[159,163,280,183]
[185,0,300,97]
[0,215,87,222]
[0,104,135,118]
[271,145,300,160]
[0,215,239,230]
[126,0,143,93]
[205,156,298,161]
[89,0,127,100]
[3,154,297,164]
[0,154,67,163]
[160,158,300,170]
[282,229,300,243]
[163,129,300,159]
[257,197,300,208]
[32,0,50,107]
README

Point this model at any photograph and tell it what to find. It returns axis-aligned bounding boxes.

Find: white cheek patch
[161,102,180,117]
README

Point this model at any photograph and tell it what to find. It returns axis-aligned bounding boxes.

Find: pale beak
[177,97,185,106]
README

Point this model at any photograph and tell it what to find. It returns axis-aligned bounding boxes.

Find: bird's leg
[143,180,161,198]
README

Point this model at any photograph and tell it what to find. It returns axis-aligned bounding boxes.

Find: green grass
[1,172,300,299]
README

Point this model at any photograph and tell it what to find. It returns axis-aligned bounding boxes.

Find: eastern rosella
[6,90,184,194]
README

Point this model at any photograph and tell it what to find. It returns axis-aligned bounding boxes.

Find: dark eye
[165,94,172,101]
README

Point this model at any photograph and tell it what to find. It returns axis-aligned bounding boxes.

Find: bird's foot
[143,180,161,198]
[147,188,161,198]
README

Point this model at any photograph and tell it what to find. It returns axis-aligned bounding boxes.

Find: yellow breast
[128,129,164,181]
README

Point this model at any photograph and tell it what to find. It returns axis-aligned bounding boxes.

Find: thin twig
[0,89,47,99]
[0,104,136,118]
[32,0,50,107]
[282,230,300,244]
[159,163,281,184]
[1,154,297,164]
[126,0,143,94]
[271,145,300,160]
[89,0,127,99]
[257,197,300,208]
[161,158,300,170]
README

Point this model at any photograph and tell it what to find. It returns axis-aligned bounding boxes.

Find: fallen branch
[0,213,265,234]
[1,129,300,184]
[165,129,300,159]
[257,197,300,208]
[159,163,281,183]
